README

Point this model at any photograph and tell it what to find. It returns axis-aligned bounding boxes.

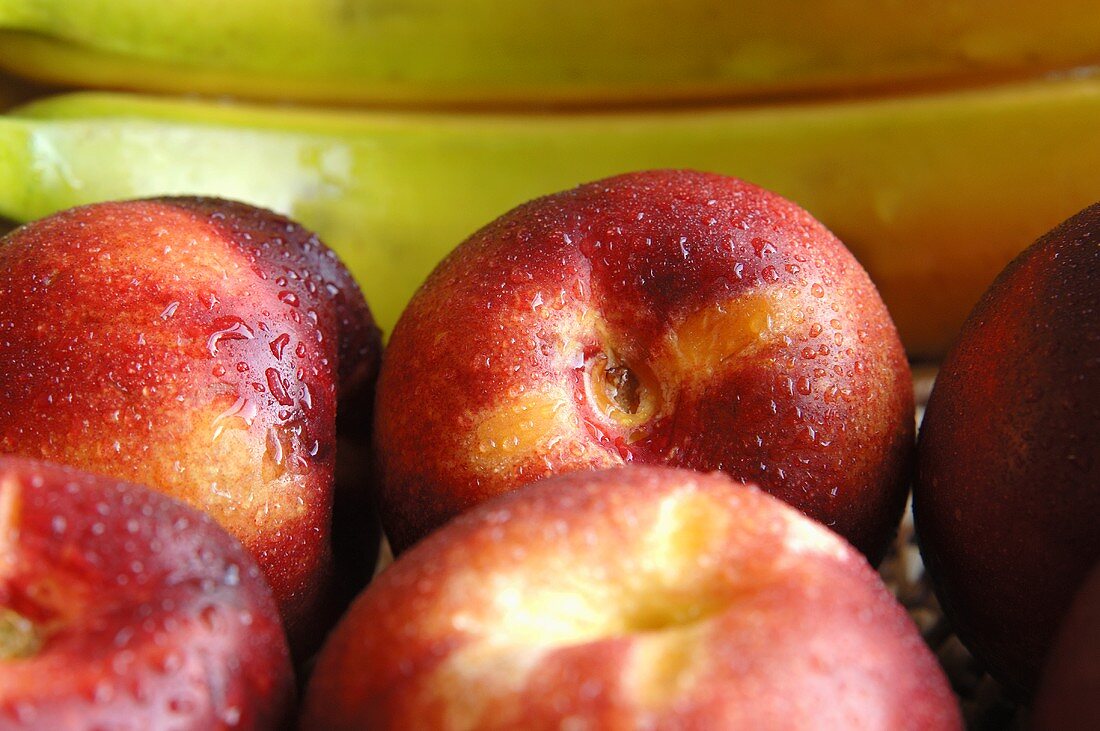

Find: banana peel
[2,76,1100,357]
[1,1,1099,106]
[0,71,36,111]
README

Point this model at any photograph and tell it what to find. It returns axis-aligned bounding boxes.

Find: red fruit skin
[1031,561,1100,730]
[0,198,382,650]
[302,466,960,731]
[375,170,913,559]
[914,203,1100,696]
[0,455,293,730]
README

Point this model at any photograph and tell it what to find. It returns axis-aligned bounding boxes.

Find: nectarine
[303,466,959,730]
[0,198,382,649]
[915,203,1100,695]
[0,455,293,729]
[375,170,913,560]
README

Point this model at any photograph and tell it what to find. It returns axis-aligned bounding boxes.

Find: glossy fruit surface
[0,455,293,729]
[376,170,912,560]
[915,203,1100,695]
[304,466,960,731]
[0,197,382,648]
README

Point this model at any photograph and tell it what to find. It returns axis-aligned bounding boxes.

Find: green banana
[3,76,1100,357]
[1,1,1099,105]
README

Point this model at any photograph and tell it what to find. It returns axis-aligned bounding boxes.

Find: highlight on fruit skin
[914,202,1100,697]
[0,1,1098,106]
[302,465,962,731]
[0,196,383,654]
[374,169,914,564]
[0,455,294,730]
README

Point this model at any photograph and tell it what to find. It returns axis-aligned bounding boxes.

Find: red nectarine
[375,170,913,560]
[0,455,293,728]
[915,203,1100,696]
[303,466,960,730]
[0,198,382,649]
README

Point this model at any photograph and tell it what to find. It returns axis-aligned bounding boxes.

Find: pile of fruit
[0,4,1098,729]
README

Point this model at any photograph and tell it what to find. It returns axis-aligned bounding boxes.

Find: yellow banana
[3,75,1100,357]
[0,1,1099,106]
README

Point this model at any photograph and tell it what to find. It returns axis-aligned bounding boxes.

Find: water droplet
[811,283,825,298]
[761,265,779,283]
[212,396,260,435]
[752,238,777,258]
[265,368,294,406]
[207,318,255,356]
[159,301,180,320]
[224,564,240,586]
[269,333,291,360]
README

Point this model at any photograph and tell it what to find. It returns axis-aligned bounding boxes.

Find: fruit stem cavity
[0,606,41,660]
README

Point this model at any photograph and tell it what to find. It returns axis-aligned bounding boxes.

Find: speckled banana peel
[0,0,1099,106]
[2,75,1100,356]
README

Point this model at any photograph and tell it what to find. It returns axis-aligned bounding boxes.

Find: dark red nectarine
[915,203,1100,696]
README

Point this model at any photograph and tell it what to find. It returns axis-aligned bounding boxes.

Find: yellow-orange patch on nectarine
[655,293,780,385]
[0,473,20,577]
[626,623,712,709]
[467,387,619,478]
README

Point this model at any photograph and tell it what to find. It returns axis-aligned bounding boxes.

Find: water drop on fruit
[752,238,777,258]
[159,301,180,320]
[206,317,255,356]
[265,368,294,406]
[269,333,291,360]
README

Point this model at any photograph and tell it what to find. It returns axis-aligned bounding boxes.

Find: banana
[0,1,1099,106]
[3,75,1100,357]
[0,71,34,111]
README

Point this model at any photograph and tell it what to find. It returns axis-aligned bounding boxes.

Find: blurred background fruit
[1,0,1099,108]
[2,77,1099,355]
